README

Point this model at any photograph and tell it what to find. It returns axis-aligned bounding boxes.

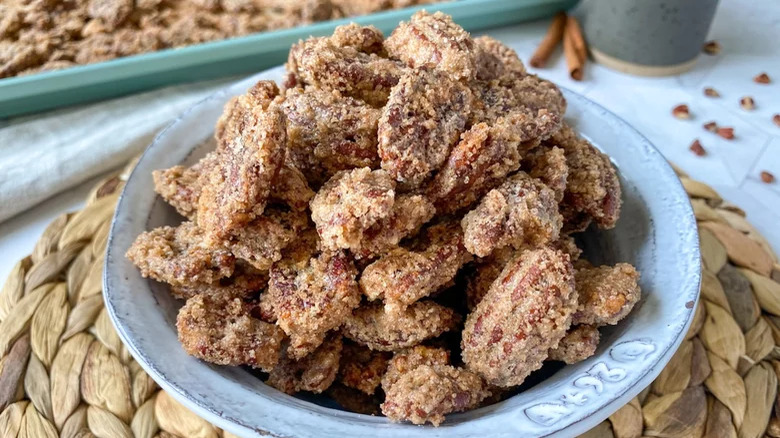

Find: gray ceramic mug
[581,0,719,76]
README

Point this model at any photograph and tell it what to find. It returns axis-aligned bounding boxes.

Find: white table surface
[1,0,779,284]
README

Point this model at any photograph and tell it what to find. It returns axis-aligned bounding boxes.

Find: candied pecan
[378,68,472,188]
[125,221,234,288]
[0,42,48,78]
[338,341,391,394]
[550,235,582,261]
[176,292,284,370]
[547,325,600,364]
[169,264,268,300]
[521,145,568,202]
[573,263,641,326]
[474,35,526,81]
[271,164,315,212]
[331,22,385,54]
[198,84,286,240]
[342,301,460,351]
[360,221,472,313]
[310,168,396,251]
[287,35,403,107]
[152,152,219,220]
[427,116,550,215]
[461,172,562,257]
[267,250,360,359]
[464,247,515,311]
[327,383,383,415]
[384,10,477,81]
[462,248,576,387]
[351,194,436,259]
[547,123,622,232]
[282,87,381,185]
[471,73,566,127]
[382,363,489,426]
[225,207,310,271]
[87,0,133,30]
[266,335,342,394]
[382,345,450,388]
[214,81,280,151]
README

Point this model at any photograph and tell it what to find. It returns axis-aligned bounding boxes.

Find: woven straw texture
[1,161,779,438]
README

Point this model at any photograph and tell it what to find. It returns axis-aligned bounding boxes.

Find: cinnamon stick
[529,12,566,68]
[566,15,587,63]
[563,16,586,80]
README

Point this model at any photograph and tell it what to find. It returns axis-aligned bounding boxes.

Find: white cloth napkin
[0,77,238,223]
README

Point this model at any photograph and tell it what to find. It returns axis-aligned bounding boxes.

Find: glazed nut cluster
[126,11,641,427]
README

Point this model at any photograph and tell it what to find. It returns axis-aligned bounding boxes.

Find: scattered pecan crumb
[703,121,718,132]
[774,114,780,127]
[672,104,690,119]
[754,72,771,84]
[716,127,735,140]
[761,171,775,184]
[689,139,705,156]
[703,87,720,97]
[740,96,755,110]
[702,41,721,55]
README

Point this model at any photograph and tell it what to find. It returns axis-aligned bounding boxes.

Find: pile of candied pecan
[0,0,437,78]
[127,12,640,426]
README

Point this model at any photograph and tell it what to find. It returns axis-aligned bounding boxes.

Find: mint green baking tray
[0,0,576,119]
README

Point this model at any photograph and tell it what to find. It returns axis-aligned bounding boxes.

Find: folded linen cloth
[0,77,239,223]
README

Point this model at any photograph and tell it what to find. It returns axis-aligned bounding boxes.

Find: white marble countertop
[1,0,778,283]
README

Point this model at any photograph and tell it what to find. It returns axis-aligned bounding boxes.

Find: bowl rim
[104,67,701,438]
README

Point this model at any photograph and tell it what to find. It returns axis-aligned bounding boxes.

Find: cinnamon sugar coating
[546,123,622,232]
[267,250,360,359]
[385,11,477,81]
[342,301,460,351]
[282,87,381,186]
[547,325,600,364]
[310,168,396,251]
[126,221,234,288]
[198,82,287,240]
[381,363,489,426]
[573,263,641,326]
[462,248,576,387]
[176,292,284,371]
[338,342,391,394]
[461,172,562,257]
[378,68,472,188]
[360,221,472,313]
[267,335,343,394]
[287,31,404,107]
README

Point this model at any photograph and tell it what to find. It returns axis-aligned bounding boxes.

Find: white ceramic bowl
[104,66,701,438]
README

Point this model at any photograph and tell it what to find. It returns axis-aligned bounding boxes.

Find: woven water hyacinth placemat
[0,160,779,438]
